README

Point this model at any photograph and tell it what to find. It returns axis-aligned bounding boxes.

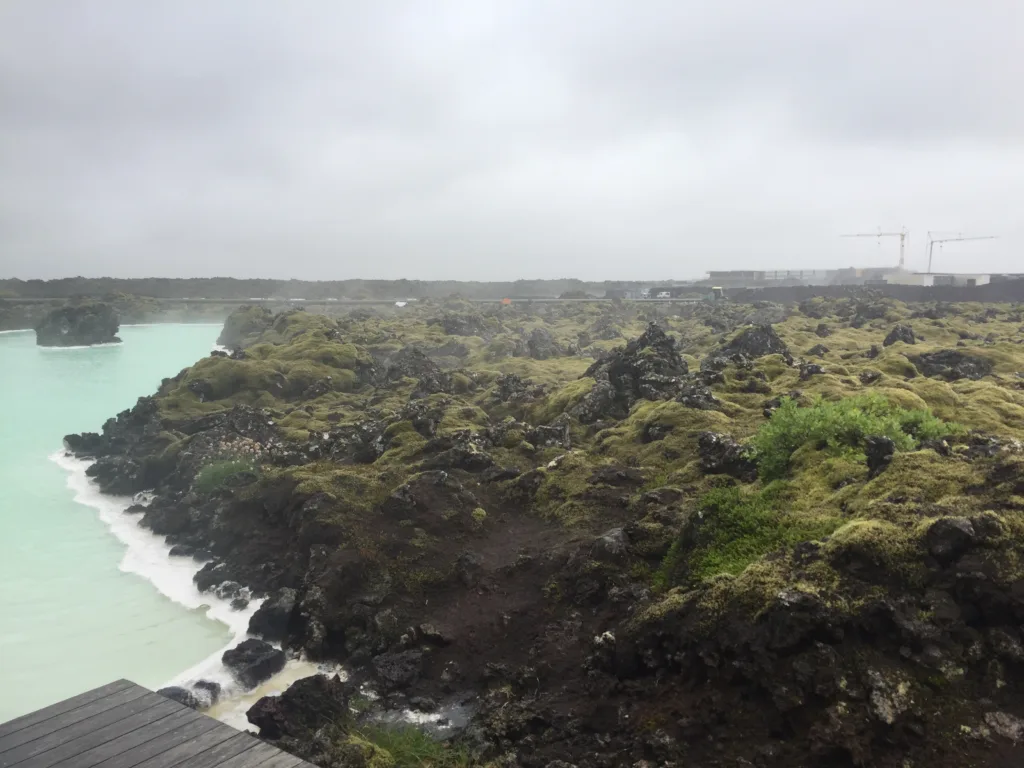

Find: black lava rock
[222,639,286,690]
[926,517,976,565]
[372,650,424,689]
[247,674,350,740]
[799,363,825,380]
[864,435,896,477]
[883,324,916,347]
[720,324,792,362]
[910,350,994,381]
[247,588,298,643]
[697,432,757,482]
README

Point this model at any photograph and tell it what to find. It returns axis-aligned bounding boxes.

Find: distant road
[3,296,703,306]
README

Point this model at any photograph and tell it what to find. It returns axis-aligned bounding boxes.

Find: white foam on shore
[0,328,32,335]
[206,659,345,732]
[51,451,253,634]
[51,451,334,720]
[38,342,123,351]
[121,323,224,329]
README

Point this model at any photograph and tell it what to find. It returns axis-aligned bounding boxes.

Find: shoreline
[51,450,336,729]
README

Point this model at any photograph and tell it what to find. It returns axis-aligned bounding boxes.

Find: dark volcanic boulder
[807,344,830,357]
[248,588,298,642]
[677,380,719,410]
[34,303,120,347]
[719,324,792,363]
[864,435,896,477]
[883,324,916,347]
[381,346,452,397]
[494,373,543,403]
[222,639,286,689]
[63,432,104,456]
[815,323,833,338]
[859,370,882,385]
[372,649,423,689]
[577,324,687,420]
[527,328,561,360]
[433,312,490,337]
[85,455,147,495]
[568,380,618,424]
[698,432,757,481]
[909,350,993,381]
[799,363,825,380]
[247,674,350,740]
[925,517,975,564]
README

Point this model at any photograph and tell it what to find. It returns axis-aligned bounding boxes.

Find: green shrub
[657,483,842,584]
[194,459,259,493]
[749,394,957,480]
[354,725,470,768]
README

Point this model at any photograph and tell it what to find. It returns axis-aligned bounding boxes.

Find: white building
[883,272,991,287]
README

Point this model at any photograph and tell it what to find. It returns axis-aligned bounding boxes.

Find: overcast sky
[1,1,1021,281]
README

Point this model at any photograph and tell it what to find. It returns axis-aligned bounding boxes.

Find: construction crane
[841,228,909,269]
[926,232,998,273]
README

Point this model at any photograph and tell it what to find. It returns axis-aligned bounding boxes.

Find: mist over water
[0,325,233,721]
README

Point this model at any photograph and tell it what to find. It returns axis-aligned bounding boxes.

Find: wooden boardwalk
[0,681,315,768]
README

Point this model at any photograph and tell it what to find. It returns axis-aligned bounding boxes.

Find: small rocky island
[34,302,121,347]
[65,296,1024,766]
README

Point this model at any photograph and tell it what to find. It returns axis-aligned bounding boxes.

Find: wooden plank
[2,699,181,768]
[208,742,282,768]
[124,724,239,768]
[251,753,305,768]
[1,681,316,768]
[0,682,134,740]
[0,687,152,753]
[57,713,217,768]
[175,733,258,768]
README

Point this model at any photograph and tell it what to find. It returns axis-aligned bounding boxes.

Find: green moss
[271,335,369,369]
[437,400,490,433]
[530,451,611,525]
[749,393,959,480]
[872,350,919,378]
[823,519,920,578]
[451,372,473,394]
[660,483,842,584]
[194,459,259,493]
[844,451,982,517]
[532,377,595,424]
[340,734,396,768]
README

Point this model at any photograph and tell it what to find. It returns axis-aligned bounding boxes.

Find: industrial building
[695,267,903,289]
[693,268,1023,290]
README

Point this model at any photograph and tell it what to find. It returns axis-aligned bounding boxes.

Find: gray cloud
[1,0,1021,280]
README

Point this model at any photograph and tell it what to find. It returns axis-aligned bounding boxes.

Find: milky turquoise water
[0,325,234,722]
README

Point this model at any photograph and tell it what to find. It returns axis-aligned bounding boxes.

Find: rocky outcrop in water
[34,303,120,347]
[216,305,274,349]
[222,639,286,689]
